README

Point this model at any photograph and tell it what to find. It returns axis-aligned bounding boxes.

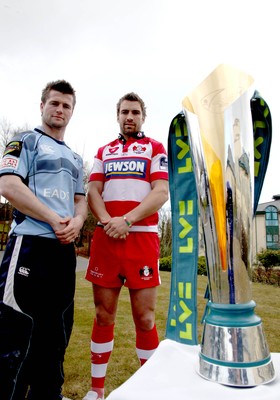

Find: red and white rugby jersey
[89,134,168,232]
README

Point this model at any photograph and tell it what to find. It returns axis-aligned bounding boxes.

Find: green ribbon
[251,91,272,214]
[165,92,271,345]
[165,112,199,345]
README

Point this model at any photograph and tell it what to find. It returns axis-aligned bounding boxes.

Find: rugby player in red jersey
[83,93,169,400]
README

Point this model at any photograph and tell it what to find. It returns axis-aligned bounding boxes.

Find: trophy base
[199,355,275,387]
[199,301,276,387]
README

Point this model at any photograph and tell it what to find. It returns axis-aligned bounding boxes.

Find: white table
[107,339,280,400]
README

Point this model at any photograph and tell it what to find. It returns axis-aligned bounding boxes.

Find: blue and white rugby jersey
[0,127,85,238]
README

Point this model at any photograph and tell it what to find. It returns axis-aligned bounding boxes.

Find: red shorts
[85,227,161,289]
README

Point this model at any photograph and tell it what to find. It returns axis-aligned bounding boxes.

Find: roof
[256,199,280,212]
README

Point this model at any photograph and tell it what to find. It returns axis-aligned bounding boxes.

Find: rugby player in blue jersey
[0,80,88,400]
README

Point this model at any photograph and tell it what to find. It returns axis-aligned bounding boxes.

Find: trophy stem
[199,300,275,386]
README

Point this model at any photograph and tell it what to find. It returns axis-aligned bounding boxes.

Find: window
[265,206,279,249]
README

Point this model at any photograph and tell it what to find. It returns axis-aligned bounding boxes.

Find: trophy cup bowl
[182,64,275,386]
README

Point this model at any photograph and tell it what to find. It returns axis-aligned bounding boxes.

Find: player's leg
[0,235,34,399]
[84,227,125,399]
[129,287,159,365]
[83,285,121,400]
[125,232,161,366]
[24,238,76,400]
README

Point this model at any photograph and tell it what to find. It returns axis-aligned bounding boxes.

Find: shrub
[198,256,207,275]
[256,249,280,271]
[252,266,280,286]
[159,255,207,275]
[159,253,280,286]
[159,256,172,271]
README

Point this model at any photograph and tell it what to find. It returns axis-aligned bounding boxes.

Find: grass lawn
[63,270,280,399]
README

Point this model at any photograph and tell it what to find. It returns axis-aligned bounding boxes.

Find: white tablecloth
[106,339,280,400]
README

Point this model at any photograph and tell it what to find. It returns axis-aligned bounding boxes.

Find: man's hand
[55,215,84,244]
[104,216,130,240]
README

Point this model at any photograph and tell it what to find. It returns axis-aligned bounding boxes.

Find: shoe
[82,390,104,400]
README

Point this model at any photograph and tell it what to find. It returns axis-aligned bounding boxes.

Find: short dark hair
[116,92,146,119]
[41,80,76,107]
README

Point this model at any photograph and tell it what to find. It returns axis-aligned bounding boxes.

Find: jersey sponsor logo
[0,156,19,169]
[132,145,146,154]
[159,156,168,170]
[104,158,147,178]
[139,265,153,280]
[44,188,70,200]
[3,141,22,157]
[18,266,30,277]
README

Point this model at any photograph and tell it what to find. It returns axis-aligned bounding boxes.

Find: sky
[0,0,279,204]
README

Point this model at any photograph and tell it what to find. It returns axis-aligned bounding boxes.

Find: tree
[82,160,91,195]
[159,207,172,258]
[0,119,31,211]
[0,118,13,159]
[0,118,30,159]
[256,249,280,271]
[0,120,34,249]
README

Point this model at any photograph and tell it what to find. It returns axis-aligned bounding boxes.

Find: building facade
[252,195,280,260]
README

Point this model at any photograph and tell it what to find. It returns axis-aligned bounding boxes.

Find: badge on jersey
[3,141,22,157]
[159,156,168,171]
[1,156,19,170]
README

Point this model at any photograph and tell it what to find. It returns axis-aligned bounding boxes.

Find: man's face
[40,90,74,130]
[117,100,145,137]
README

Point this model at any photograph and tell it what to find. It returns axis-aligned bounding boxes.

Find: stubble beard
[122,123,138,136]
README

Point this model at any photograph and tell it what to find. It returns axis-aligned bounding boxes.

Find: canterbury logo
[18,266,30,277]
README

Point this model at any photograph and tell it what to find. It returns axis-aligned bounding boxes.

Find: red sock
[90,318,114,390]
[136,324,159,366]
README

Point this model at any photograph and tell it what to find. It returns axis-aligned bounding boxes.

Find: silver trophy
[182,64,275,386]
